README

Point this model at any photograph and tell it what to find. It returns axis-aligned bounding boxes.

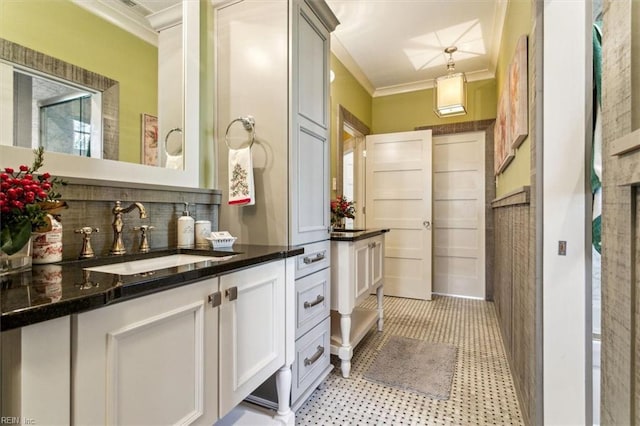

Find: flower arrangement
[1,147,66,256]
[331,195,355,227]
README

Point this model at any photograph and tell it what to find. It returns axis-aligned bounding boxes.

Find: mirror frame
[0,0,201,188]
[0,37,120,161]
[336,104,370,196]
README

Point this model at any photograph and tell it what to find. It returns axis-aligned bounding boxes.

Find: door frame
[335,105,370,198]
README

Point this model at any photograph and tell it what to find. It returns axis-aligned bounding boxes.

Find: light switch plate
[558,241,567,256]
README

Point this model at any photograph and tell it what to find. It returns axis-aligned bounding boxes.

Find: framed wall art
[141,113,158,166]
[495,83,514,175]
[508,35,528,150]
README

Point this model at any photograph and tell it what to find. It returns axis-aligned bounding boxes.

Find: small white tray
[206,231,237,249]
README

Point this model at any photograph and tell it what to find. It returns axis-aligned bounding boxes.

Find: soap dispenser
[177,202,195,248]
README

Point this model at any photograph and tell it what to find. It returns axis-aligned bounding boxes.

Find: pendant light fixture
[434,46,467,117]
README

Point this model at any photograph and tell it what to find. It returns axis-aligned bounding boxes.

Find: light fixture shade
[434,72,467,117]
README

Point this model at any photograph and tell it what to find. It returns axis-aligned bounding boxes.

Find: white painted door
[365,130,433,300]
[432,132,486,298]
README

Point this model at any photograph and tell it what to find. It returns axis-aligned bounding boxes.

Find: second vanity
[330,229,389,378]
[1,245,302,425]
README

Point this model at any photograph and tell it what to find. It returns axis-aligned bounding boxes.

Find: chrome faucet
[110,201,148,255]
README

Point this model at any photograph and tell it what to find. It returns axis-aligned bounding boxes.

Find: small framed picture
[141,113,158,166]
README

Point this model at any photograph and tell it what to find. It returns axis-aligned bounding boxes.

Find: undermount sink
[84,254,235,276]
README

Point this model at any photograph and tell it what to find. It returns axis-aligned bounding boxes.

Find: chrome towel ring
[165,127,183,144]
[225,116,255,149]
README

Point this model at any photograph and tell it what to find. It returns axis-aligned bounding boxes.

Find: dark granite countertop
[0,244,303,332]
[329,228,390,242]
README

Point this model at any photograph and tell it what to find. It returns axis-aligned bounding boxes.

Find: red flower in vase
[1,147,67,255]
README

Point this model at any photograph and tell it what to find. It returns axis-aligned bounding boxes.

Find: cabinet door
[290,0,331,246]
[73,278,219,426]
[370,236,384,288]
[354,239,370,301]
[219,261,286,418]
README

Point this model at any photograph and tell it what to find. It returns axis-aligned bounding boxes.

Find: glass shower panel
[40,96,92,157]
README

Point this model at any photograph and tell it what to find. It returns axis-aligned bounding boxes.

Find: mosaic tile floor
[295,295,524,425]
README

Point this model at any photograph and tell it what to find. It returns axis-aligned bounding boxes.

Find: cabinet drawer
[295,240,330,279]
[292,316,331,403]
[295,267,330,339]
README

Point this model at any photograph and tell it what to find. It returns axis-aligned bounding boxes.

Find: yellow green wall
[494,0,532,197]
[0,0,157,164]
[330,54,373,197]
[372,79,497,134]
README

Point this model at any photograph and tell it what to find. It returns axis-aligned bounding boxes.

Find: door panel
[433,132,485,299]
[365,130,432,300]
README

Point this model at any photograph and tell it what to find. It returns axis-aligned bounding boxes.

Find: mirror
[0,0,200,187]
[0,37,120,161]
[336,105,370,229]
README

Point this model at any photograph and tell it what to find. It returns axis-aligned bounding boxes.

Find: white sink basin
[84,254,233,276]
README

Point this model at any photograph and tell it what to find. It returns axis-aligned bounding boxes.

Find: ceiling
[90,0,506,97]
[325,0,507,96]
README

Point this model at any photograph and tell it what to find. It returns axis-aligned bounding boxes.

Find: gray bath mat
[363,335,457,400]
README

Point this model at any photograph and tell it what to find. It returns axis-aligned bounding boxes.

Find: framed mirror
[0,0,201,187]
[336,105,370,229]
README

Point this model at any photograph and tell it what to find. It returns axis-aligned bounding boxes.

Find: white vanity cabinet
[330,234,385,378]
[73,277,220,426]
[73,260,287,425]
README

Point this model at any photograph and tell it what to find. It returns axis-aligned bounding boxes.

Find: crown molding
[372,69,495,98]
[147,3,182,31]
[330,35,375,96]
[71,0,158,46]
[489,0,509,78]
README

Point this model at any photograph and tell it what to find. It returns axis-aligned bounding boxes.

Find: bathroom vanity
[0,245,301,425]
[330,229,389,377]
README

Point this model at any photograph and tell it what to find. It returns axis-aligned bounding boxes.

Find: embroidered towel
[228,147,255,206]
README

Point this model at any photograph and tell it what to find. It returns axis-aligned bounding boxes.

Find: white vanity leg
[376,285,384,331]
[274,365,294,424]
[339,313,352,378]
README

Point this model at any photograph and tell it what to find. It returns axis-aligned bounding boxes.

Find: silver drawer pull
[304,345,325,366]
[303,295,325,309]
[226,286,238,301]
[303,252,326,264]
[208,292,222,308]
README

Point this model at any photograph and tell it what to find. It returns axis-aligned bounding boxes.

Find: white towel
[228,147,255,206]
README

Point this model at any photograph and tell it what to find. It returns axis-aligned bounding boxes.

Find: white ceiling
[82,0,506,97]
[325,0,507,96]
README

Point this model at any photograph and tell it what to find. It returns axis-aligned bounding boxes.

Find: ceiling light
[434,46,467,117]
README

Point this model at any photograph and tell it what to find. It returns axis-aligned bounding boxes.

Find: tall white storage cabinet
[214,0,338,414]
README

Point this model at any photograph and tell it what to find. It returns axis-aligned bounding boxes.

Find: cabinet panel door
[73,278,219,426]
[297,5,328,127]
[290,0,330,246]
[219,261,286,418]
[354,241,370,301]
[292,126,330,245]
[371,237,384,288]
